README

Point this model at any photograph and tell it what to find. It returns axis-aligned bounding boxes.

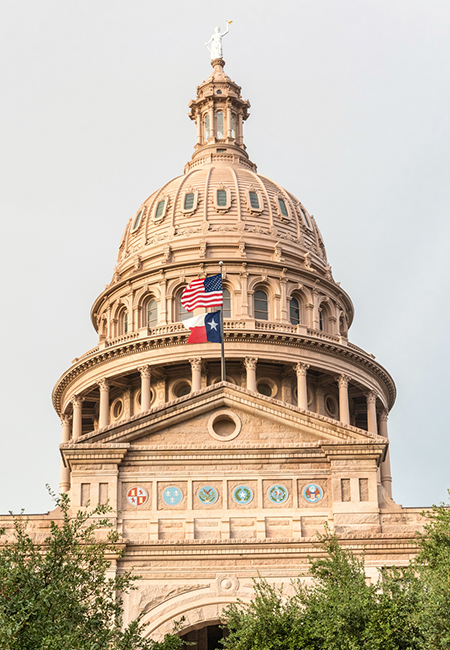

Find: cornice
[52,330,396,415]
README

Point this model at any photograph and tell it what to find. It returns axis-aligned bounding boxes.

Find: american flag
[181,274,223,311]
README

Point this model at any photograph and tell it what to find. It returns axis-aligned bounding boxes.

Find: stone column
[295,363,309,409]
[59,414,72,493]
[244,357,258,392]
[338,374,350,425]
[280,276,288,322]
[226,104,232,138]
[312,289,321,330]
[366,390,378,434]
[190,358,202,392]
[138,365,151,411]
[97,378,110,429]
[315,383,325,415]
[379,409,393,497]
[71,395,84,439]
[158,276,167,324]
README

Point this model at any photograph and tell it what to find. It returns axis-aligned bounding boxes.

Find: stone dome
[54,58,396,448]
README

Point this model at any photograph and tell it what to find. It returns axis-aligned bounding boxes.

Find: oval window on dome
[184,193,195,211]
[249,192,260,209]
[278,198,289,218]
[155,200,166,220]
[217,189,228,207]
[132,211,142,232]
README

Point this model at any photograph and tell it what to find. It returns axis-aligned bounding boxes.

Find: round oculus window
[207,410,242,441]
[112,400,123,419]
[325,396,338,417]
[173,381,191,398]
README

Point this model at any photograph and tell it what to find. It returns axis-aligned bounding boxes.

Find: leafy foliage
[0,490,183,650]
[222,527,426,650]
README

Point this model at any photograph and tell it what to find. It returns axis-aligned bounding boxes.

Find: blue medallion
[198,486,218,504]
[162,486,183,505]
[302,483,323,503]
[268,484,288,504]
[233,485,253,505]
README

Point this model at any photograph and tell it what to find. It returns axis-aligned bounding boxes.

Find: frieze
[53,331,396,414]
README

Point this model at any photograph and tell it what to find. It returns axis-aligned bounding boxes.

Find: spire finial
[205,21,232,60]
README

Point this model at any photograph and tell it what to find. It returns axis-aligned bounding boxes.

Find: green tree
[415,497,450,649]
[222,530,424,650]
[0,491,182,650]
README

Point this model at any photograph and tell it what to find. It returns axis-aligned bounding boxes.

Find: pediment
[69,382,385,449]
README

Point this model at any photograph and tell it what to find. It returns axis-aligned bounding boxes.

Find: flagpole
[219,261,226,382]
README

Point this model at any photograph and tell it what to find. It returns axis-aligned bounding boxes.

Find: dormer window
[131,211,142,232]
[231,114,236,139]
[154,199,167,221]
[213,188,231,212]
[217,190,227,206]
[249,192,260,209]
[204,114,210,140]
[216,111,224,139]
[180,190,198,214]
[184,193,194,210]
[278,198,289,218]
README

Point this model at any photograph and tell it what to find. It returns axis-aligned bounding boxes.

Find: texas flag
[184,311,222,344]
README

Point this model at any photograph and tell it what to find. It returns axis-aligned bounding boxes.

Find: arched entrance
[180,622,229,650]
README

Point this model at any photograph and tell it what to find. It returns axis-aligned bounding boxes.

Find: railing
[255,321,298,333]
[106,332,140,347]
[72,345,100,364]
[148,323,188,336]
[306,328,340,343]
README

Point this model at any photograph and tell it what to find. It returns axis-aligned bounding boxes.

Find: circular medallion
[162,486,183,506]
[303,483,323,503]
[233,485,253,505]
[198,486,218,505]
[127,486,148,506]
[268,484,288,504]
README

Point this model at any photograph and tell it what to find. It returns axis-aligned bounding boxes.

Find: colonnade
[59,359,393,498]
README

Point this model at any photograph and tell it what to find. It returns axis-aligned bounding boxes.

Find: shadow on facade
[181,623,229,650]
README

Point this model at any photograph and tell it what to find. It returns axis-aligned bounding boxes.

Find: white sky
[0,0,449,513]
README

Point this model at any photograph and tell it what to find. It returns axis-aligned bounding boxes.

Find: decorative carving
[71,395,84,408]
[303,252,313,271]
[274,243,284,262]
[199,239,207,258]
[244,357,258,371]
[366,390,377,404]
[96,378,110,392]
[295,362,310,377]
[239,241,246,257]
[138,365,151,380]
[60,413,72,426]
[338,374,350,389]
[380,409,389,422]
[162,245,172,264]
[189,357,203,372]
[132,255,142,273]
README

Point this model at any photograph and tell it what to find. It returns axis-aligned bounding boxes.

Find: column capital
[71,395,84,408]
[96,378,110,392]
[337,374,350,389]
[189,357,203,372]
[365,390,378,404]
[295,362,310,377]
[60,413,72,426]
[380,408,389,422]
[137,365,151,379]
[244,357,258,371]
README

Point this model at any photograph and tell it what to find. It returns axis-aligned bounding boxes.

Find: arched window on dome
[204,113,210,140]
[319,308,324,332]
[216,111,224,139]
[289,297,301,325]
[254,290,268,321]
[147,298,157,328]
[318,301,332,333]
[177,290,190,322]
[231,113,236,139]
[118,308,129,335]
[223,288,231,318]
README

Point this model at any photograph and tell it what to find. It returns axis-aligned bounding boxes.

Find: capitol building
[2,54,426,649]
